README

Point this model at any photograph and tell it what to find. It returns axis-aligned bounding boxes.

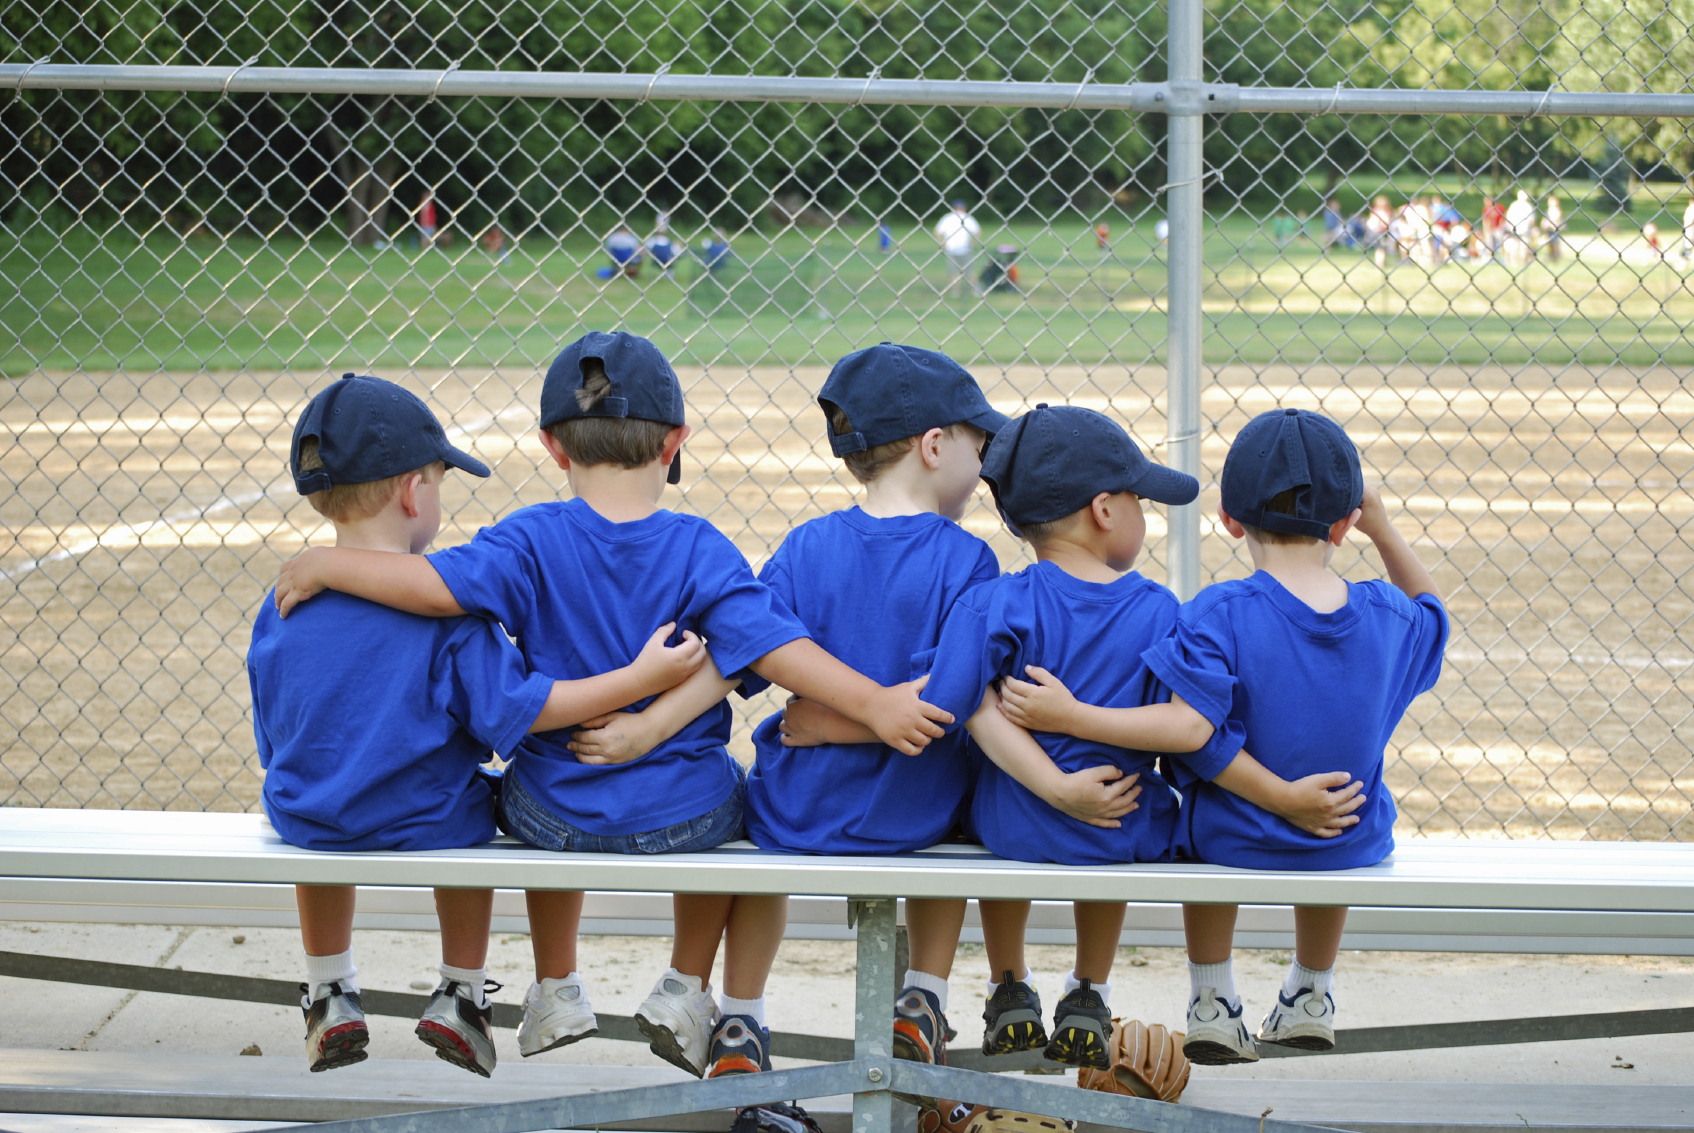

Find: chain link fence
[1,0,1690,840]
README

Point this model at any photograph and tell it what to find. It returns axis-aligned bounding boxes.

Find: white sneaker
[517,973,599,1057]
[1258,986,1336,1051]
[1182,987,1259,1066]
[634,968,720,1077]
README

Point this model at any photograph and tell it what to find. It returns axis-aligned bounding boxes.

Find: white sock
[440,963,489,1007]
[985,968,1031,996]
[1284,960,1334,998]
[720,993,766,1025]
[902,969,950,1013]
[303,950,358,1005]
[1063,970,1111,1004]
[1188,959,1237,1008]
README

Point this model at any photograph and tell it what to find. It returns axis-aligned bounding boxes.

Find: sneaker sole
[416,1020,495,1078]
[982,1019,1048,1056]
[1044,1026,1110,1070]
[1260,1030,1334,1052]
[637,1013,704,1078]
[308,1022,369,1073]
[519,1024,599,1058]
[891,1034,941,1107]
[1183,1038,1260,1066]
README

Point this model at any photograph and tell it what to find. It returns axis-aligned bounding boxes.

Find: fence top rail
[4,810,1694,913]
[4,63,1694,118]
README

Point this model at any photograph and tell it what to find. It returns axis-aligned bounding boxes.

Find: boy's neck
[332,514,416,555]
[860,468,944,519]
[1033,534,1122,585]
[566,462,666,523]
[1244,538,1348,612]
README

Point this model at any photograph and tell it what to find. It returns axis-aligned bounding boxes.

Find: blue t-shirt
[429,498,809,836]
[1144,571,1449,870]
[922,561,1238,866]
[744,507,1001,854]
[248,590,553,852]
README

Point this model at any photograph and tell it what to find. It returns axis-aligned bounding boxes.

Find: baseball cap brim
[1127,461,1199,506]
[967,405,1013,438]
[442,444,492,478]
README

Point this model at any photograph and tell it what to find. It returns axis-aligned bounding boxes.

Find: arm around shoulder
[275,547,463,618]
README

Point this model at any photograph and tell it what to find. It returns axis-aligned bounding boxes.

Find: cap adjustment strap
[582,396,630,418]
[829,430,868,456]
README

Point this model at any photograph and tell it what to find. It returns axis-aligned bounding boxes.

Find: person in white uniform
[934,199,982,297]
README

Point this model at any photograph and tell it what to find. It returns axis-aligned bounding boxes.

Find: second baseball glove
[1075,1018,1190,1103]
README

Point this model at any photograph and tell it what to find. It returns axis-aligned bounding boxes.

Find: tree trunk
[322,124,397,245]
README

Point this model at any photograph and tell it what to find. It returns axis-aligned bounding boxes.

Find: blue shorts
[497,765,747,854]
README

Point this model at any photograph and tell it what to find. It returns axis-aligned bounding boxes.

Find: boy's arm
[568,650,740,766]
[997,668,1216,753]
[1355,484,1440,601]
[966,688,1141,829]
[528,624,709,734]
[1209,750,1366,838]
[779,695,881,747]
[275,547,462,618]
[749,638,952,756]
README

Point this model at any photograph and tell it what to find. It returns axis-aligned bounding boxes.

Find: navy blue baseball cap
[1220,408,1364,540]
[541,331,687,483]
[290,374,489,495]
[982,404,1198,533]
[818,343,1010,456]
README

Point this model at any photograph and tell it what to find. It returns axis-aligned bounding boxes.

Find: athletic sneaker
[892,985,949,1105]
[635,969,721,1077]
[300,981,368,1072]
[1042,980,1112,1069]
[1183,987,1259,1066]
[1257,986,1336,1051]
[517,973,600,1057]
[415,977,501,1077]
[981,970,1048,1056]
[705,1013,770,1077]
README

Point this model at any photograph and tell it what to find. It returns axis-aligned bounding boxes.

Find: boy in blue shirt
[1012,409,1447,1066]
[251,374,706,1076]
[916,404,1237,1071]
[273,332,952,1078]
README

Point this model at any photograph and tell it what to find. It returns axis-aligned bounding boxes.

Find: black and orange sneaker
[892,985,949,1105]
[1042,980,1112,1070]
[705,1014,770,1078]
[981,970,1047,1056]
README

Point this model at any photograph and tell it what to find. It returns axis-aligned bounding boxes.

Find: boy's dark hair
[824,403,972,485]
[1014,511,1081,545]
[1242,486,1324,546]
[297,437,443,523]
[547,359,672,468]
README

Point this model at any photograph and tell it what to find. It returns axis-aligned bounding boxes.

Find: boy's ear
[1330,507,1362,546]
[538,428,572,470]
[1216,503,1247,540]
[1089,491,1115,530]
[661,424,691,465]
[396,471,424,518]
[918,426,946,470]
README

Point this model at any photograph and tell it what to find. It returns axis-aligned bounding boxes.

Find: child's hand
[1048,767,1142,829]
[866,676,954,756]
[629,623,708,693]
[568,712,661,765]
[1272,772,1366,838]
[274,548,330,619]
[779,697,837,747]
[998,666,1080,733]
[1352,483,1389,541]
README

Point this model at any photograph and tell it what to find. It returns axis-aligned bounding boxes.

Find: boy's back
[429,497,805,836]
[925,560,1207,865]
[1152,570,1447,870]
[746,506,999,853]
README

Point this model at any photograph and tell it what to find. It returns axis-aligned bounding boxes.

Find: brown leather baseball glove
[918,1101,1076,1133]
[1076,1018,1191,1103]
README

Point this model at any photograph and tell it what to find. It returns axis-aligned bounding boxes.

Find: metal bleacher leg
[851,898,898,1133]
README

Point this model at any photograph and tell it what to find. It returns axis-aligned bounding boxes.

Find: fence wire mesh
[1,0,1690,840]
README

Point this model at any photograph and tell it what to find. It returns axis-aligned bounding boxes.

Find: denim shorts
[498,766,747,854]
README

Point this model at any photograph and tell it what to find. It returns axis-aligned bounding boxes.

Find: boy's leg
[637,893,734,1078]
[418,887,499,1076]
[1043,901,1123,1070]
[1181,903,1257,1066]
[893,898,966,1068]
[978,899,1047,1056]
[1258,905,1346,1053]
[706,894,787,1078]
[295,885,367,1073]
[516,889,599,1060]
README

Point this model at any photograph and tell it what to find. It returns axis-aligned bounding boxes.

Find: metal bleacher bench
[4,808,1694,1133]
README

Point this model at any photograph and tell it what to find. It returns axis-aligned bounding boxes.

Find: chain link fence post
[1165,0,1205,602]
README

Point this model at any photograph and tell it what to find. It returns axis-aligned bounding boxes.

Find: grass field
[7,202,1694,375]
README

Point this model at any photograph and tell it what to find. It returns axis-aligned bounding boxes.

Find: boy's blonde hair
[298,437,443,523]
[824,403,972,485]
[1241,486,1324,546]
[546,360,673,469]
[1014,510,1083,545]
